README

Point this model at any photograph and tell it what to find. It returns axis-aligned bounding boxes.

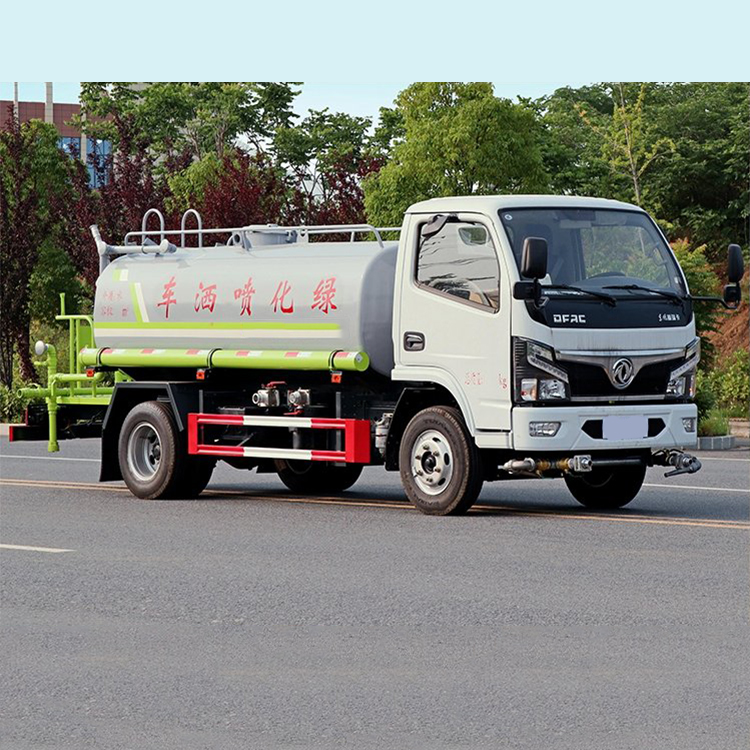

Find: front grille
[566,358,681,398]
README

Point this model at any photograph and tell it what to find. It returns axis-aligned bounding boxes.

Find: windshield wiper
[543,284,617,307]
[603,284,685,305]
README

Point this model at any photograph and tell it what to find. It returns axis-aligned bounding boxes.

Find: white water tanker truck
[11,196,744,514]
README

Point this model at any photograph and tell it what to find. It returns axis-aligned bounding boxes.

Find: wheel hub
[127,422,162,482]
[411,429,454,496]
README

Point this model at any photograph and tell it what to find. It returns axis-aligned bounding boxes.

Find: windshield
[499,208,686,295]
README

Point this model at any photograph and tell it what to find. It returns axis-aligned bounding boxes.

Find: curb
[697,435,736,451]
[0,423,11,437]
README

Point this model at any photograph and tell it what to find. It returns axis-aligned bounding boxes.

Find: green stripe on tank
[129,283,143,323]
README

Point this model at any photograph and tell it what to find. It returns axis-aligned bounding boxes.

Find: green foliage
[536,82,749,258]
[28,240,87,324]
[694,370,716,422]
[0,117,70,386]
[0,383,23,423]
[709,350,750,418]
[364,83,548,226]
[698,408,729,437]
[166,153,224,213]
[644,83,750,258]
[669,239,720,355]
[77,82,300,159]
[595,83,675,208]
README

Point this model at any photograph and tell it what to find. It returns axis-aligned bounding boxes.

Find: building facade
[1,83,110,187]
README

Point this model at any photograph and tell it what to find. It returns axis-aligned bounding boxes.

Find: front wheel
[564,464,646,510]
[274,460,363,494]
[399,406,483,516]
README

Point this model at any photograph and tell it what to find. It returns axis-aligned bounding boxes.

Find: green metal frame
[18,295,118,452]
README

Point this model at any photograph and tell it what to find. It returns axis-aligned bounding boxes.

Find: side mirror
[727,243,744,284]
[521,237,548,279]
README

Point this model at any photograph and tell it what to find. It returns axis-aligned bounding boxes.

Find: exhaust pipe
[501,455,593,475]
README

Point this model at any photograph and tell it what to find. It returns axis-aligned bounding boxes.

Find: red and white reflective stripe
[187,412,370,463]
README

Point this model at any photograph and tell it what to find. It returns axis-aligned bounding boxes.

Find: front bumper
[512,403,698,452]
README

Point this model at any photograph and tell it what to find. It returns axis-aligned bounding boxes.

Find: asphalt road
[1,438,748,749]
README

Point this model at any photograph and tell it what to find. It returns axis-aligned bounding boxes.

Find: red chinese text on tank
[271,280,294,314]
[157,276,177,319]
[194,282,217,313]
[311,277,337,314]
[234,278,256,316]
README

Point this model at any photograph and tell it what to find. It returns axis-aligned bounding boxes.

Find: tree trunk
[15,326,35,383]
[0,332,13,389]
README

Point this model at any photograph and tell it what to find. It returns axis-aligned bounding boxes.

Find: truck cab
[388,195,741,513]
[395,195,698,449]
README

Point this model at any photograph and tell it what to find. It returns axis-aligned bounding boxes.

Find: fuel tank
[93,241,399,375]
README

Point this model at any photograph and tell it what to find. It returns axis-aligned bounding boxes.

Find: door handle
[403,331,425,351]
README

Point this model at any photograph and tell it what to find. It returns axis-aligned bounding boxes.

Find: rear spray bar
[79,347,370,372]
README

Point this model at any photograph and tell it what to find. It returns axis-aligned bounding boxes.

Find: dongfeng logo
[611,358,636,389]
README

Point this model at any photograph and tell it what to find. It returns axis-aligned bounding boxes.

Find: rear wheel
[399,406,483,516]
[274,460,363,494]
[118,401,214,499]
[119,401,185,499]
[564,465,646,510]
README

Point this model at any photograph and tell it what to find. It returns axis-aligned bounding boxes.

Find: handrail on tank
[180,209,203,248]
[123,208,403,250]
[140,208,165,244]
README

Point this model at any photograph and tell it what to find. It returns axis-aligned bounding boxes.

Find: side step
[186,413,371,463]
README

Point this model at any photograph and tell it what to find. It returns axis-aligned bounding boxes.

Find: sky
[0,82,586,124]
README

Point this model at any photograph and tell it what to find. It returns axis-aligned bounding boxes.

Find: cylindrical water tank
[93,241,399,375]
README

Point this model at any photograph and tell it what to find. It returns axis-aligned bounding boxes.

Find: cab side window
[416,221,500,311]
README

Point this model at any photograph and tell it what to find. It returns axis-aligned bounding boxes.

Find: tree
[76,82,300,160]
[56,112,168,288]
[643,82,749,257]
[0,116,67,385]
[363,83,548,226]
[576,83,674,208]
[275,108,377,225]
[185,150,288,236]
[536,82,749,258]
[530,84,618,197]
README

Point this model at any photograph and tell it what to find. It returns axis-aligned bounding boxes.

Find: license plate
[602,415,648,440]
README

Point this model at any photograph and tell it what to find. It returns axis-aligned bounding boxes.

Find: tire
[564,464,646,510]
[274,460,363,494]
[118,401,189,499]
[399,406,483,516]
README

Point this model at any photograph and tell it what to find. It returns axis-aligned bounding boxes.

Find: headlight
[668,338,700,399]
[513,339,569,403]
[666,376,686,398]
[539,379,567,400]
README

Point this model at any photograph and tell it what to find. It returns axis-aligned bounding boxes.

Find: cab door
[393,212,512,435]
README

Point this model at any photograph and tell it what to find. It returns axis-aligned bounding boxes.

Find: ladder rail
[121,208,402,250]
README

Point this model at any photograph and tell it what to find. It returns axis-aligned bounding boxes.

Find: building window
[58,136,81,157]
[87,138,112,188]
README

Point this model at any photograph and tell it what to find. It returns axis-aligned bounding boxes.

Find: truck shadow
[199,485,747,524]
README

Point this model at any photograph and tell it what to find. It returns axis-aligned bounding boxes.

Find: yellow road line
[2,478,748,531]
